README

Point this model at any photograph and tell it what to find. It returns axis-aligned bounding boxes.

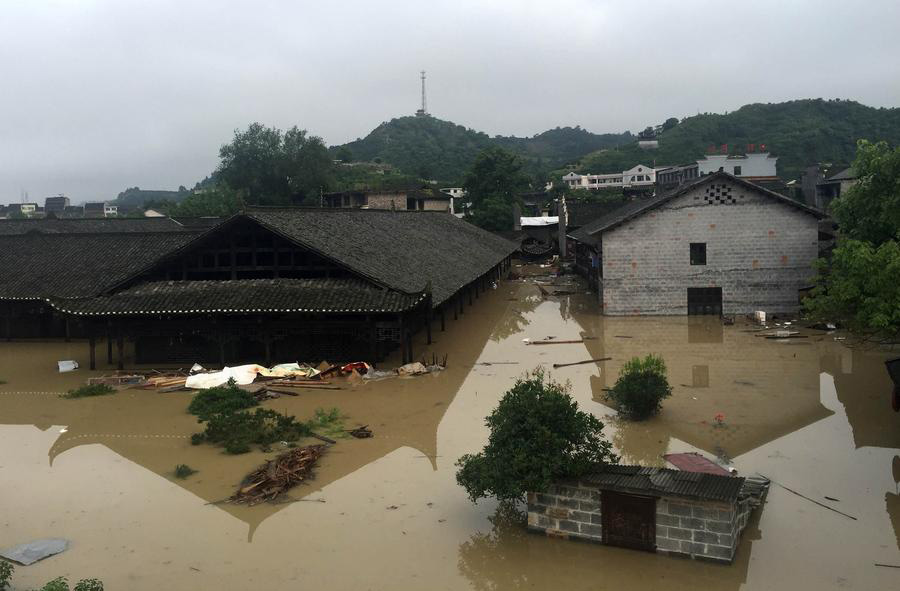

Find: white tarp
[520,216,559,227]
[184,364,267,389]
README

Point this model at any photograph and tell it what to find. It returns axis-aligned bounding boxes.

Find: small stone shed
[527,465,768,563]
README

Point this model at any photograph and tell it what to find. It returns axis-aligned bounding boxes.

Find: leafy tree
[463,147,531,231]
[334,146,353,162]
[805,140,900,337]
[662,117,679,131]
[829,140,900,244]
[456,370,618,502]
[805,239,900,337]
[167,185,244,218]
[605,354,673,420]
[217,123,333,206]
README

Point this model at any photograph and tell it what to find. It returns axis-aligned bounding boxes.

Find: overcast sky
[1,0,898,204]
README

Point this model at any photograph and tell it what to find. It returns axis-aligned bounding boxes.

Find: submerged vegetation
[174,464,197,479]
[605,354,673,420]
[0,562,102,591]
[456,369,617,502]
[188,380,345,454]
[62,384,115,399]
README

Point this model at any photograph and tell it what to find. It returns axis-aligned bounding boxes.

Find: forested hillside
[335,116,631,182]
[575,99,900,180]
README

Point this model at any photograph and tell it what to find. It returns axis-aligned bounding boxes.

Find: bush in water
[606,354,673,420]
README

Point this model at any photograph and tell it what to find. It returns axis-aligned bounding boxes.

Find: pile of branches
[229,445,326,505]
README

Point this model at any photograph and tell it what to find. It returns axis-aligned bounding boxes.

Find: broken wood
[528,339,588,345]
[348,425,373,438]
[309,432,336,444]
[552,357,612,369]
[229,445,325,506]
[263,387,299,397]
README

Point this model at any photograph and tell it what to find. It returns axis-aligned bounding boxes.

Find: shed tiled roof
[0,217,195,235]
[46,278,424,316]
[569,172,824,245]
[0,232,200,299]
[582,464,745,503]
[244,208,517,305]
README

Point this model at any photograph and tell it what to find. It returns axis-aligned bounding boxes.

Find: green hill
[575,99,900,180]
[335,116,631,182]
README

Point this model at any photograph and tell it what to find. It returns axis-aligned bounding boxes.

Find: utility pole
[416,70,428,117]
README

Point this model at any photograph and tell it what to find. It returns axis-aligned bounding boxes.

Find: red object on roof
[663,452,731,476]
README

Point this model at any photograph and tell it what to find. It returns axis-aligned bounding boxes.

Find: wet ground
[1,277,899,590]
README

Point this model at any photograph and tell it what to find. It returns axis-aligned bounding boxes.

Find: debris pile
[229,445,326,505]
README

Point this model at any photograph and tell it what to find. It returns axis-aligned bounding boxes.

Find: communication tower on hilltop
[415,70,428,117]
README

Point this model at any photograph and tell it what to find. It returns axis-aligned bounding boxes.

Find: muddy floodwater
[1,279,899,590]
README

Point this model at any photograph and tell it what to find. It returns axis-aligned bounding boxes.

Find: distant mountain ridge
[575,99,900,181]
[334,116,631,182]
[333,99,900,183]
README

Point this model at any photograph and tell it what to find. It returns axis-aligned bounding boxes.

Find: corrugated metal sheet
[582,465,745,503]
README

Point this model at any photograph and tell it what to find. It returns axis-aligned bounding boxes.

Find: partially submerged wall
[527,481,746,563]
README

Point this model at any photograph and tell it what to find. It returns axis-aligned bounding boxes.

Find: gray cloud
[1,0,898,203]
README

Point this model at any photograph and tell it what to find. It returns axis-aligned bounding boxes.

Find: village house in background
[569,172,823,315]
[322,187,452,212]
[561,164,657,192]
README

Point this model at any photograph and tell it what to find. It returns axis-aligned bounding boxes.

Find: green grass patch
[62,384,115,399]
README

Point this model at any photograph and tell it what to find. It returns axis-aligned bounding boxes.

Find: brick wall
[527,484,743,563]
[600,179,820,315]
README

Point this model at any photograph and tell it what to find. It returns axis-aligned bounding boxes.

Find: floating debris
[229,445,326,506]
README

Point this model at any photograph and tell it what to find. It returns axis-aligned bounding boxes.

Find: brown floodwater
[1,277,899,590]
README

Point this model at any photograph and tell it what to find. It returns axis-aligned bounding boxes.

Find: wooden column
[406,330,413,364]
[264,337,272,367]
[64,319,70,343]
[468,287,473,306]
[116,329,124,371]
[106,323,113,364]
[440,308,445,332]
[453,296,458,320]
[368,318,377,365]
[89,333,96,371]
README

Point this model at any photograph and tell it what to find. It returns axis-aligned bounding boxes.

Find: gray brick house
[526,465,769,563]
[569,172,823,315]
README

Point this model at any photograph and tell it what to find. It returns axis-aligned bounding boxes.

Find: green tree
[168,185,244,217]
[805,140,900,337]
[605,354,673,420]
[830,140,900,244]
[456,370,617,502]
[217,123,333,206]
[463,147,531,231]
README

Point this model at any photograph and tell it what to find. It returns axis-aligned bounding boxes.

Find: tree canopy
[463,147,531,231]
[217,123,333,205]
[455,370,618,502]
[805,140,900,338]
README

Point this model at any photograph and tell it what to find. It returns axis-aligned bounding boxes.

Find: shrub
[174,464,197,479]
[456,369,618,502]
[200,408,312,454]
[606,354,673,420]
[0,561,12,591]
[62,384,115,399]
[187,379,258,420]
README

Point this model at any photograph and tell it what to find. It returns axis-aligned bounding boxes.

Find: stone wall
[527,483,744,563]
[526,482,603,541]
[654,496,738,562]
[600,179,820,315]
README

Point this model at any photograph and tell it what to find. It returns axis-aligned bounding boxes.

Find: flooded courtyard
[1,279,898,590]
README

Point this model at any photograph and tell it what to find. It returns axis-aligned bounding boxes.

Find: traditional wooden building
[1,209,515,367]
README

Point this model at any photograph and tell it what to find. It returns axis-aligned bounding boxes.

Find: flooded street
[1,279,898,590]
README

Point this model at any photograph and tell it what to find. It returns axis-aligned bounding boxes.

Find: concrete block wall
[655,496,737,562]
[526,482,603,541]
[601,180,820,315]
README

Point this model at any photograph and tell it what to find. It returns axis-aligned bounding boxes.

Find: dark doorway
[687,287,723,316]
[602,492,657,551]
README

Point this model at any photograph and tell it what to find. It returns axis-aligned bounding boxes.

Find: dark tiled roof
[0,217,194,235]
[0,232,199,299]
[170,217,224,228]
[244,208,517,305]
[826,167,856,182]
[47,278,423,316]
[566,200,629,228]
[582,464,745,503]
[569,172,824,245]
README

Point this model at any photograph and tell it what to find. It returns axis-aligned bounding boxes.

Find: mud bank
[1,280,898,590]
